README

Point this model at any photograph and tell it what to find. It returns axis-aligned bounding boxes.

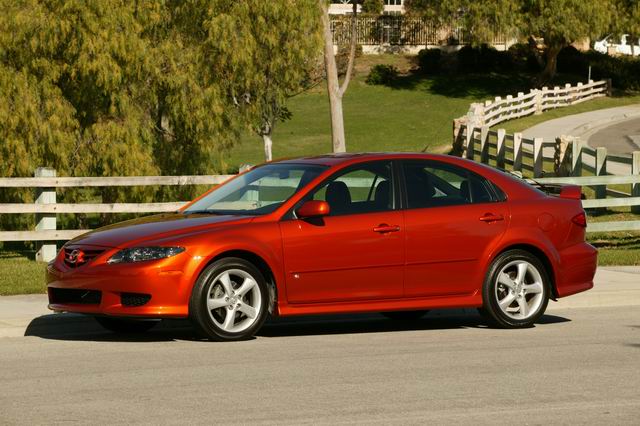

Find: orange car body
[46,153,597,318]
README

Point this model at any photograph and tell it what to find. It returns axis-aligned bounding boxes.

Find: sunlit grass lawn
[0,251,47,296]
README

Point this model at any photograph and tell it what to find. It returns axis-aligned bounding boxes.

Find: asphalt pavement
[1,267,639,425]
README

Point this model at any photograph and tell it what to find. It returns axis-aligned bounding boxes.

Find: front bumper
[46,250,196,318]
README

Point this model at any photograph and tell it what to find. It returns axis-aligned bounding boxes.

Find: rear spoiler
[526,181,584,200]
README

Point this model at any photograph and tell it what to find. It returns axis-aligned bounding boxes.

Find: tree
[203,1,322,162]
[320,0,358,153]
[406,0,613,82]
[0,0,322,235]
[612,0,640,55]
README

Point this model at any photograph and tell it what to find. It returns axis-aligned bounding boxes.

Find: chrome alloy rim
[494,260,544,320]
[206,269,261,333]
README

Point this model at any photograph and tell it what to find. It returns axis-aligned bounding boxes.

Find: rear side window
[403,161,498,209]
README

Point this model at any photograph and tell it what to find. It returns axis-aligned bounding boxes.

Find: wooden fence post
[534,89,543,115]
[480,126,489,164]
[554,136,570,177]
[34,167,57,262]
[605,78,613,97]
[496,129,506,169]
[533,137,544,177]
[595,147,608,200]
[571,138,583,176]
[466,125,475,160]
[632,152,640,214]
[513,132,523,172]
[452,119,465,157]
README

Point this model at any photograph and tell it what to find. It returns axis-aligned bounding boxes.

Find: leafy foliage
[203,0,322,160]
[365,64,399,85]
[0,0,321,238]
[406,0,614,80]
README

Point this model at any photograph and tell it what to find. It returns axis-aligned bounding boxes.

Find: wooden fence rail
[459,80,611,130]
[533,175,640,232]
[0,169,235,261]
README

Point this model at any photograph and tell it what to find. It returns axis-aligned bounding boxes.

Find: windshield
[183,163,328,215]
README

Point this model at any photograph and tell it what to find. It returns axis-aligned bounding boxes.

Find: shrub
[557,46,640,90]
[507,43,542,73]
[417,48,443,75]
[456,45,514,74]
[557,46,589,76]
[366,64,399,85]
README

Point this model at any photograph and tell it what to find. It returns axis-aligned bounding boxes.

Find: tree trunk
[262,132,273,162]
[539,45,563,84]
[320,1,346,153]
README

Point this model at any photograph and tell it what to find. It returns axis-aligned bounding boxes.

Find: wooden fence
[534,175,640,233]
[0,169,234,261]
[459,80,611,129]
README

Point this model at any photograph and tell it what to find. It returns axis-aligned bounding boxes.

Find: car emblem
[67,249,85,265]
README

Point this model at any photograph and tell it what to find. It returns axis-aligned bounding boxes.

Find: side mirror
[296,200,330,219]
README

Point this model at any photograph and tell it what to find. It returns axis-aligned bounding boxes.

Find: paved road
[1,277,639,425]
[589,116,640,154]
[522,104,640,146]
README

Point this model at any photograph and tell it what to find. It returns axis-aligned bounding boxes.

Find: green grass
[0,251,47,296]
[227,61,574,168]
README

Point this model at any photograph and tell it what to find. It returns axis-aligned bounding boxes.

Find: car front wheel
[189,258,269,341]
[480,250,550,328]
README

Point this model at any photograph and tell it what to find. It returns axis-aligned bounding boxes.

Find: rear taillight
[572,212,587,228]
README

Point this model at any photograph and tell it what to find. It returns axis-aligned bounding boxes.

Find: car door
[401,159,509,298]
[280,160,404,304]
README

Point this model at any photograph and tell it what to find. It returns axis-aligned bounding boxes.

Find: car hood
[68,213,254,248]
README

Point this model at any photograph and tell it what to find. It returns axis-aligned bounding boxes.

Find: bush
[557,46,589,75]
[507,43,542,73]
[557,46,640,90]
[456,45,514,74]
[336,44,363,77]
[417,48,443,75]
[366,64,399,85]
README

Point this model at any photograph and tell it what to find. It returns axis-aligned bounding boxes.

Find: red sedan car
[47,153,597,340]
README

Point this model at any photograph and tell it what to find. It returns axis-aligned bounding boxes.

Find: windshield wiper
[184,210,225,215]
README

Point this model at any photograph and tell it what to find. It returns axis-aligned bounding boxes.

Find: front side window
[403,161,497,209]
[184,164,328,216]
[308,161,394,216]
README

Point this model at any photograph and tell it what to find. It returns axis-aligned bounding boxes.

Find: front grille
[49,288,102,305]
[63,248,105,268]
[121,293,151,307]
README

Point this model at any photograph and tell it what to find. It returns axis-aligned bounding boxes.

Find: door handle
[479,213,504,223]
[373,224,401,233]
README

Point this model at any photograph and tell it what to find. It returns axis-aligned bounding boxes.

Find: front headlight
[107,246,185,264]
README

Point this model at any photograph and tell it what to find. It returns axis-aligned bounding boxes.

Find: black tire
[189,257,269,341]
[94,316,159,333]
[481,249,550,328]
[381,310,429,321]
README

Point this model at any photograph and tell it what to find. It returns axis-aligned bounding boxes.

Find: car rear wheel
[94,317,160,334]
[381,310,429,321]
[481,250,549,328]
[189,258,268,341]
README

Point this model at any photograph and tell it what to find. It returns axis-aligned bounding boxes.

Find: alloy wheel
[494,260,544,320]
[206,269,262,333]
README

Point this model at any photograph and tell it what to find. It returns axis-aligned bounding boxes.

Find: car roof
[273,152,450,167]
[271,152,544,201]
